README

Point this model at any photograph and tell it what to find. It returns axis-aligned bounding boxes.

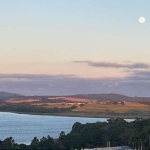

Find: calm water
[0,112,133,144]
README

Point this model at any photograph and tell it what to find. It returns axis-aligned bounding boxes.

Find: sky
[0,0,150,96]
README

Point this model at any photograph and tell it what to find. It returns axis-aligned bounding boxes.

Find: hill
[69,93,150,102]
[1,92,150,103]
[0,91,23,102]
[0,91,22,97]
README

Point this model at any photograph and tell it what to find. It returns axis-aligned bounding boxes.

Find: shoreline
[0,111,148,119]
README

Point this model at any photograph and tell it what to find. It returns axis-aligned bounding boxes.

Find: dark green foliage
[59,131,66,139]
[121,101,125,105]
[40,98,70,103]
[30,137,39,149]
[0,103,76,114]
[62,118,150,149]
[79,103,84,107]
[19,143,28,149]
[0,137,15,149]
[0,118,150,149]
[38,135,54,149]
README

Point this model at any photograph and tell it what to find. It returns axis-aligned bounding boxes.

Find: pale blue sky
[0,0,149,63]
[0,0,150,95]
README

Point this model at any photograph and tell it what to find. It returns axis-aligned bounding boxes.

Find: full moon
[139,17,145,23]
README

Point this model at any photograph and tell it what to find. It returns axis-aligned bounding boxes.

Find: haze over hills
[0,91,23,101]
[0,91,23,97]
[70,93,150,102]
[1,91,150,119]
[1,91,150,102]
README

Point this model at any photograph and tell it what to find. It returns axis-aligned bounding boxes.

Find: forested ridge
[0,118,150,150]
[0,103,77,113]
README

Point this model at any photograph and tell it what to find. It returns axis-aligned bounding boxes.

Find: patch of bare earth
[6,99,39,103]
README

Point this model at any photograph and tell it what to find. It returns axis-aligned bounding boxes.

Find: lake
[0,112,133,144]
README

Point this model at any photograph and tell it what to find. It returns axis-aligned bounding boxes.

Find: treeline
[70,93,150,102]
[0,103,77,113]
[60,118,150,149]
[0,118,150,150]
[40,98,72,103]
[0,136,57,150]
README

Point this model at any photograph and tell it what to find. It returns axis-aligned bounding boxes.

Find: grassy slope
[33,102,150,118]
[73,103,150,113]
[3,96,150,118]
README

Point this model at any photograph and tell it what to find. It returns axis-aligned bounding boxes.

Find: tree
[39,135,54,149]
[30,137,39,149]
[121,101,125,105]
[59,131,65,139]
[2,137,15,149]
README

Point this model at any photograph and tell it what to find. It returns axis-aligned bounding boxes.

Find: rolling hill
[68,93,150,102]
[0,91,23,102]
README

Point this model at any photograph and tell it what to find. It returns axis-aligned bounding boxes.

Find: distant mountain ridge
[0,91,150,102]
[69,93,150,102]
[0,91,22,97]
